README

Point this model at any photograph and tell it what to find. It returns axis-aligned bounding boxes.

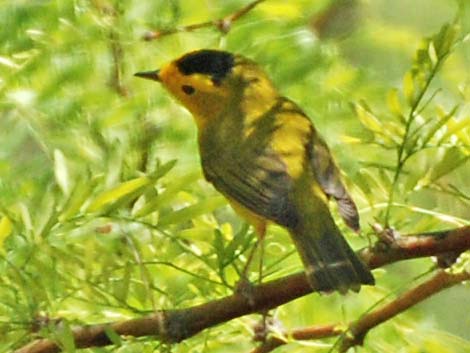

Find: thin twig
[250,324,341,353]
[109,30,128,97]
[93,1,129,97]
[142,0,266,41]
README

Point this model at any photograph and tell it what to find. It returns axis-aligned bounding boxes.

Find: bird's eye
[182,85,195,95]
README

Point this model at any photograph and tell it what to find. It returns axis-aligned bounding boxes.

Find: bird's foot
[235,275,256,307]
[372,223,400,247]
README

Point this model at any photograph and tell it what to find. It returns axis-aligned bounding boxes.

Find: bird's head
[135,49,277,128]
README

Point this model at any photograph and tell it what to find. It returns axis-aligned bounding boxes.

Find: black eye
[181,85,195,95]
[211,78,222,86]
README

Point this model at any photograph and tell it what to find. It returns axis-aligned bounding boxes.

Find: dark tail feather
[289,224,374,293]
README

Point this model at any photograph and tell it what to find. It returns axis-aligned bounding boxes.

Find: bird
[135,49,374,292]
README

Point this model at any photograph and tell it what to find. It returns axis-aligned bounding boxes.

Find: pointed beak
[134,69,160,82]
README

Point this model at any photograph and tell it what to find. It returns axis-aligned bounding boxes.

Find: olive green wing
[202,149,299,228]
[310,133,360,231]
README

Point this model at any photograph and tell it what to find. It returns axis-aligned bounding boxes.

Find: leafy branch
[353,22,466,226]
[14,226,470,353]
[384,23,461,225]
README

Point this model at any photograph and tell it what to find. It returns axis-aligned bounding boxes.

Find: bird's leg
[255,232,270,341]
[246,222,267,282]
[257,235,264,284]
[235,223,272,342]
[241,237,260,281]
[253,223,273,342]
[235,222,266,303]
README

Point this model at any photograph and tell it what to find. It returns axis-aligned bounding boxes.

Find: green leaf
[35,189,58,239]
[386,88,404,120]
[59,175,98,222]
[104,326,122,346]
[421,105,459,147]
[433,23,460,58]
[54,149,70,196]
[427,147,469,185]
[438,117,470,145]
[134,281,149,307]
[223,224,252,266]
[133,171,200,218]
[213,229,226,271]
[19,202,33,235]
[403,71,415,105]
[428,41,438,65]
[153,159,178,180]
[0,216,13,252]
[157,196,226,227]
[86,176,154,213]
[354,103,383,133]
[56,321,76,352]
[113,262,131,302]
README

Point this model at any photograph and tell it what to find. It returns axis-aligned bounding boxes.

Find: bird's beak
[134,69,160,82]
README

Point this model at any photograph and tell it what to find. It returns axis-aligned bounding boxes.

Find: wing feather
[310,135,360,231]
[202,148,299,228]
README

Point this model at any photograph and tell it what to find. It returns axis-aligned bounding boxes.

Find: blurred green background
[1,0,469,352]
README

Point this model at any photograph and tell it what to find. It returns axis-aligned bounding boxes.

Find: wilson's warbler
[135,49,374,292]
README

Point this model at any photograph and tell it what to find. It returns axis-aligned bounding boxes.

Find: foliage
[0,0,469,352]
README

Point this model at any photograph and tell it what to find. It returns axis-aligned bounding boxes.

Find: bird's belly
[226,197,267,238]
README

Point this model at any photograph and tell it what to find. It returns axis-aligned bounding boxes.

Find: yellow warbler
[135,49,374,292]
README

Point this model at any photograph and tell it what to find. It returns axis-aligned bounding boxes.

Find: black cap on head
[176,50,235,84]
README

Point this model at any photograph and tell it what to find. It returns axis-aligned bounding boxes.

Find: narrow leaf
[386,88,404,120]
[56,321,76,352]
[428,147,469,184]
[428,41,438,65]
[213,229,226,271]
[54,149,70,196]
[439,118,470,145]
[59,175,98,222]
[87,176,152,213]
[354,103,383,133]
[104,326,122,346]
[422,105,459,146]
[153,159,177,180]
[0,216,13,251]
[403,71,415,105]
[158,196,226,227]
[134,171,200,218]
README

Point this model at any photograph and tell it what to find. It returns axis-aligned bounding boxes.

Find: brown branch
[251,324,341,353]
[15,225,470,353]
[339,269,470,352]
[91,1,129,97]
[363,225,470,268]
[142,0,266,41]
[252,269,470,353]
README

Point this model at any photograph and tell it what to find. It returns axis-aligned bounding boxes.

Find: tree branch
[142,0,266,41]
[15,225,470,353]
[340,269,469,352]
[251,269,470,353]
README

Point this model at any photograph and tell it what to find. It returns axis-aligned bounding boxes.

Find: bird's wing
[202,148,299,228]
[310,133,360,231]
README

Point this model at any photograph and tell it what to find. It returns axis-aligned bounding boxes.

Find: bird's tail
[289,221,374,293]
